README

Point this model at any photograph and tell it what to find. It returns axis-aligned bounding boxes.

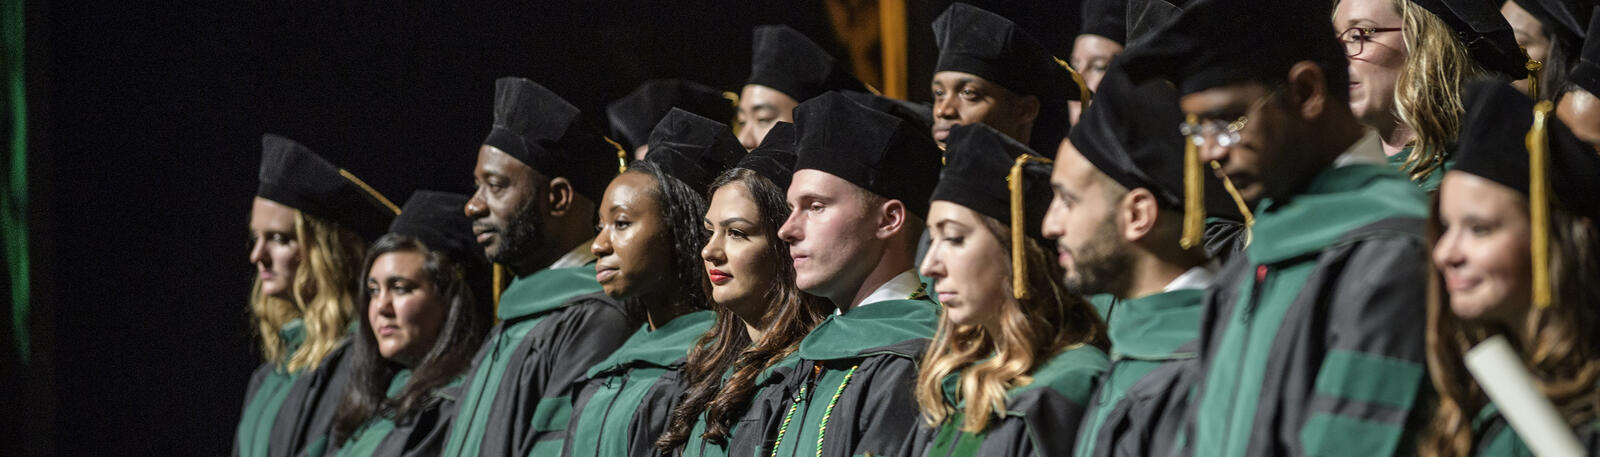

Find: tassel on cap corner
[1528,101,1553,309]
[1010,154,1052,300]
[1180,113,1205,249]
[1056,57,1092,105]
[604,136,629,174]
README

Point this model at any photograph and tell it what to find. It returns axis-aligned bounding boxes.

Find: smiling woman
[1423,81,1600,457]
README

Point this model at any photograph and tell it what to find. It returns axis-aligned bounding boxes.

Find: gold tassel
[1211,160,1254,248]
[1054,57,1092,105]
[492,263,505,323]
[1180,113,1204,249]
[1010,154,1053,300]
[604,136,628,174]
[1528,101,1553,308]
[337,169,401,215]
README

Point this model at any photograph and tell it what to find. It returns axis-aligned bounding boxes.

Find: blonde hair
[913,216,1106,432]
[250,210,366,373]
[1421,200,1600,456]
[1393,0,1494,184]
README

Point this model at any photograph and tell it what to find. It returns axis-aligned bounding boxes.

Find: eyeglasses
[1179,87,1281,149]
[1337,26,1402,57]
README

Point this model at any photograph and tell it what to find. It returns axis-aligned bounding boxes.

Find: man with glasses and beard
[1119,0,1431,455]
[1048,64,1243,457]
[442,77,642,457]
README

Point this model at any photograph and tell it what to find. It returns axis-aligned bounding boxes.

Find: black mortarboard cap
[256,134,398,241]
[1455,80,1600,220]
[1512,0,1592,64]
[934,3,1087,104]
[793,92,944,219]
[736,121,799,190]
[746,25,869,103]
[1069,63,1243,220]
[933,3,1087,154]
[1412,0,1532,79]
[933,123,1053,239]
[1120,0,1347,95]
[1570,7,1600,95]
[644,108,747,196]
[606,79,737,152]
[1126,0,1187,48]
[389,191,489,270]
[1080,0,1127,44]
[482,77,623,204]
[839,91,935,134]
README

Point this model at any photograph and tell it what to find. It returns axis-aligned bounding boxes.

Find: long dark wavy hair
[656,169,834,452]
[331,234,493,444]
[624,160,712,315]
[1421,196,1600,456]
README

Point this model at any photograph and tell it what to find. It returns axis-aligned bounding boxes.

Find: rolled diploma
[1464,335,1585,457]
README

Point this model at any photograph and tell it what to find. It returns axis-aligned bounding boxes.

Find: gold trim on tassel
[338,169,401,215]
[1180,113,1205,249]
[1010,154,1053,300]
[1211,160,1254,248]
[491,263,506,323]
[604,136,629,174]
[1528,101,1553,308]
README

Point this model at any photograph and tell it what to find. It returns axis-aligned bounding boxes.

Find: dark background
[3,1,1079,455]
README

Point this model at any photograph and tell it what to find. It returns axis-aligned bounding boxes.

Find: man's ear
[1018,95,1042,125]
[1120,188,1160,243]
[876,199,908,240]
[547,177,576,217]
[1287,61,1328,122]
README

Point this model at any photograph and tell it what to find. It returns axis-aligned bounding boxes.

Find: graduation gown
[236,320,356,457]
[1470,403,1600,456]
[1186,163,1432,457]
[743,298,939,457]
[1073,289,1204,457]
[440,266,639,457]
[899,345,1109,457]
[562,310,716,457]
[677,353,806,457]
[329,370,462,457]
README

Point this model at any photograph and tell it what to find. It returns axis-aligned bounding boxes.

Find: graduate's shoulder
[1011,344,1109,402]
[795,298,939,361]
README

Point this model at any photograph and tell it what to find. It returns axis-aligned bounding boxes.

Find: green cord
[769,383,809,457]
[815,365,859,457]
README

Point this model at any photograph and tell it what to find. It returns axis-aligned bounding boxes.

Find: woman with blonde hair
[1333,0,1531,192]
[236,134,398,457]
[1423,80,1600,456]
[899,123,1108,457]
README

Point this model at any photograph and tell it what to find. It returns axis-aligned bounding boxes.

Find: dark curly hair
[331,233,492,444]
[623,160,712,314]
[656,169,834,452]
